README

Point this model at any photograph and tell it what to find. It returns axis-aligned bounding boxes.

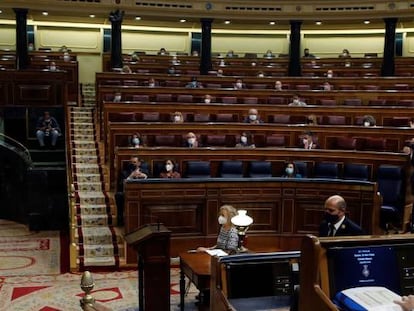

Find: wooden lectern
[125,223,171,311]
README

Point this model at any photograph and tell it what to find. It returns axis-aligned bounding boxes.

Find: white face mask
[188,138,196,145]
[324,85,331,91]
[236,83,243,89]
[149,83,155,87]
[50,65,56,71]
[285,167,294,175]
[132,138,140,146]
[258,74,264,78]
[327,74,333,78]
[251,62,256,66]
[218,215,227,225]
[165,164,173,171]
[364,121,371,127]
[293,99,299,105]
[275,84,282,90]
[204,98,211,104]
[240,136,248,144]
[345,62,351,67]
[174,115,181,122]
[114,95,121,102]
[249,114,257,121]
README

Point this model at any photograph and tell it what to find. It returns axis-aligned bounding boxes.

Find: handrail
[0,133,32,166]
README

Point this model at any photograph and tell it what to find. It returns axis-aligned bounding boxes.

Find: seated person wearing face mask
[129,132,141,148]
[184,132,201,148]
[288,94,307,106]
[203,94,213,104]
[196,204,239,253]
[233,79,246,90]
[319,195,364,237]
[159,159,181,179]
[243,108,263,124]
[172,111,184,123]
[115,156,149,225]
[235,132,255,148]
[362,115,376,127]
[113,92,122,103]
[300,131,318,150]
[274,80,283,91]
[283,161,302,178]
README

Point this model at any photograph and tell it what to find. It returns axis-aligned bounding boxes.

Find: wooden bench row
[113,147,409,192]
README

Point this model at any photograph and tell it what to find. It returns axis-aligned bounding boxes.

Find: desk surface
[180,252,211,278]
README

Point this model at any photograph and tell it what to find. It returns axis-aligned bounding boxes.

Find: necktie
[328,224,335,237]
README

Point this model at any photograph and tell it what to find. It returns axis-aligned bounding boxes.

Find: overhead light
[269,21,276,25]
[224,20,231,24]
[315,21,322,25]
[364,20,370,24]
[89,14,95,18]
[42,11,48,16]
[180,19,186,23]
[135,16,141,20]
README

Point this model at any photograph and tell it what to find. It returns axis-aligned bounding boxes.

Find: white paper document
[336,286,402,311]
[205,249,228,257]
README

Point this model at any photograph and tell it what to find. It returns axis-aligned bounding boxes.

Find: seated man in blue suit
[319,195,364,237]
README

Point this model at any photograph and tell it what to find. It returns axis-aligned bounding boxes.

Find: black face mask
[324,213,339,224]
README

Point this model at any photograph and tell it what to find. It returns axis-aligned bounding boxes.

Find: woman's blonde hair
[220,204,237,220]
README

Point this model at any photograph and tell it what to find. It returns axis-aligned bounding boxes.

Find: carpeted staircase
[69,106,121,270]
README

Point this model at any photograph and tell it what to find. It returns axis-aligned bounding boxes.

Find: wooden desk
[179,252,211,310]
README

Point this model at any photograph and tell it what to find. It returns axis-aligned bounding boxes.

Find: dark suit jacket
[319,217,364,237]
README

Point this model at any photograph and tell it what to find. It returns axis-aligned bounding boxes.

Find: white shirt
[331,215,346,236]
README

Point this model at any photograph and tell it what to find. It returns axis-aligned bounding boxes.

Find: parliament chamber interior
[2,0,414,310]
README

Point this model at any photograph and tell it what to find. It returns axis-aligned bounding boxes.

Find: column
[288,20,302,76]
[109,9,124,70]
[200,18,213,75]
[381,18,398,77]
[14,8,29,70]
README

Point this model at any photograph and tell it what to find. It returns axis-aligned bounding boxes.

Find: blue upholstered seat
[219,161,244,178]
[313,162,340,179]
[248,161,272,178]
[185,161,211,178]
[343,163,370,181]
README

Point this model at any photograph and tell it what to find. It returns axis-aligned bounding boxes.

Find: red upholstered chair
[251,84,267,89]
[142,112,160,122]
[136,69,150,73]
[343,98,362,106]
[335,136,356,150]
[215,113,237,122]
[397,99,414,107]
[222,97,238,104]
[338,85,356,90]
[123,80,138,86]
[295,84,311,90]
[325,115,346,125]
[205,135,227,147]
[177,94,194,103]
[186,70,199,75]
[111,112,136,122]
[206,83,222,88]
[132,95,150,102]
[394,84,410,90]
[362,85,380,90]
[165,80,182,87]
[193,113,210,122]
[363,137,387,151]
[391,117,410,127]
[154,135,177,147]
[105,80,121,85]
[267,97,285,105]
[243,97,258,105]
[342,72,359,77]
[265,135,285,147]
[319,99,337,106]
[270,114,291,124]
[156,94,173,102]
[368,99,386,106]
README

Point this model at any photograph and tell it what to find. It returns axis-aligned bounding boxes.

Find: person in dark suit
[319,195,364,237]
